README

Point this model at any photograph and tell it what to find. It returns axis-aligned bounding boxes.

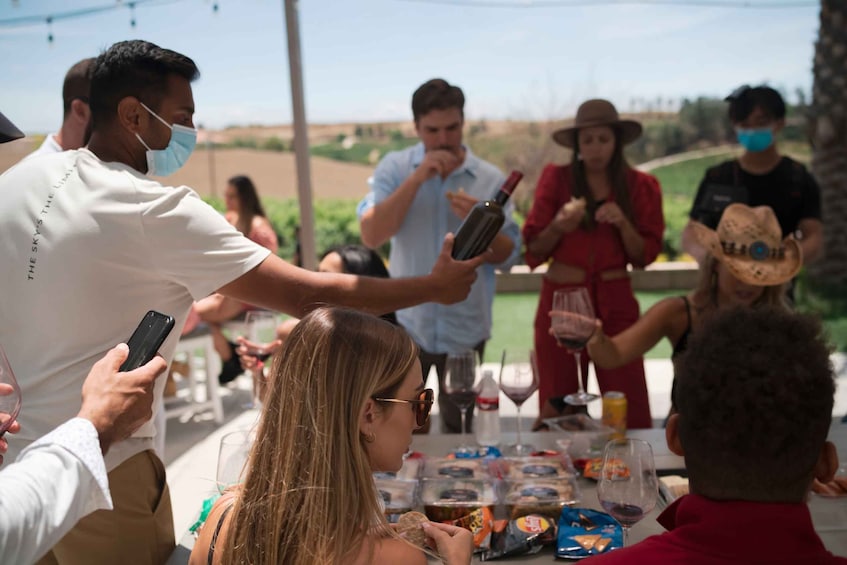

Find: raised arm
[587,298,680,369]
[360,149,460,248]
[218,234,487,319]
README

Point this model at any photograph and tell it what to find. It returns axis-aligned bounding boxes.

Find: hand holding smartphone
[119,311,175,372]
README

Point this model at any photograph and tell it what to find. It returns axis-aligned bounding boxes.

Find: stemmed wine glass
[443,351,479,455]
[498,349,539,456]
[596,438,659,545]
[551,288,599,405]
[242,310,278,406]
[0,344,22,438]
[216,429,255,494]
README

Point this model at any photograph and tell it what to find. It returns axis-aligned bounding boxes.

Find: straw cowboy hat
[690,203,802,286]
[552,99,643,148]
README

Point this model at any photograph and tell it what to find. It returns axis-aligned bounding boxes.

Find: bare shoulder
[352,535,428,565]
[642,296,690,335]
[189,492,237,565]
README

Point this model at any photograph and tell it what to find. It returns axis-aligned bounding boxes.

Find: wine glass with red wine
[596,438,658,545]
[0,344,22,439]
[551,288,599,405]
[242,310,278,407]
[443,351,479,454]
[498,349,539,455]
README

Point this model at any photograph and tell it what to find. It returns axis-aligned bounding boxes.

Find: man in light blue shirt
[359,78,521,433]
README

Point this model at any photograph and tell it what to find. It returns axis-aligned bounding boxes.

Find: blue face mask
[735,127,773,153]
[135,102,197,176]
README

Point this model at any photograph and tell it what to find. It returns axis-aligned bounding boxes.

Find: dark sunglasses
[373,388,434,429]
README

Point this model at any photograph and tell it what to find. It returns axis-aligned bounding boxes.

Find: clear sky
[0,0,820,134]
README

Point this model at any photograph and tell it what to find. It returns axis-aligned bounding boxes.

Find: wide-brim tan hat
[690,203,802,286]
[552,99,642,148]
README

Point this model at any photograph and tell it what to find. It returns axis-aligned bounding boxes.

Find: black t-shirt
[688,157,822,236]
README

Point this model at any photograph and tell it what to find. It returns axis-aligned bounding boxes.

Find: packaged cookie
[502,478,580,520]
[497,456,576,480]
[420,478,497,523]
[421,457,491,479]
[375,477,419,524]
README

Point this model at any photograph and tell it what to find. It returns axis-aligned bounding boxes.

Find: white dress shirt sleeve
[0,417,112,564]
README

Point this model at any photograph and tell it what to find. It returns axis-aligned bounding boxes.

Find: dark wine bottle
[451,170,523,260]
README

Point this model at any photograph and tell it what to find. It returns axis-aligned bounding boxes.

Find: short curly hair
[673,306,834,502]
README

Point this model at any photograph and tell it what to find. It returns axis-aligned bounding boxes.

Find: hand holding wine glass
[241,311,279,406]
[596,438,659,545]
[551,288,599,405]
[498,349,538,456]
[242,311,279,361]
[443,351,479,454]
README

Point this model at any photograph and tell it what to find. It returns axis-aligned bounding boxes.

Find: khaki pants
[37,449,175,565]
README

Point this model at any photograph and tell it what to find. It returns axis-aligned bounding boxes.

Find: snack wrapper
[479,514,556,561]
[447,506,496,550]
[557,508,622,559]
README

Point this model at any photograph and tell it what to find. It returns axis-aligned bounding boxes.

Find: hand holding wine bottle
[451,171,523,260]
[428,233,489,305]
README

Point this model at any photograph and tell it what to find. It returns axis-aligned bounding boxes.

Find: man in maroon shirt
[587,307,844,564]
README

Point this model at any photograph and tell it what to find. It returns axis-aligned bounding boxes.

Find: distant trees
[806,0,847,305]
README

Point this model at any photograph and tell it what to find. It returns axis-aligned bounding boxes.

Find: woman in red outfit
[522,99,664,429]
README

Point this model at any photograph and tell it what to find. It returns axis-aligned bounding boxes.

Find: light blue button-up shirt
[358,142,521,354]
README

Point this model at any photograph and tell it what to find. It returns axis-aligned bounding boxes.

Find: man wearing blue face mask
[682,85,822,266]
[0,40,486,565]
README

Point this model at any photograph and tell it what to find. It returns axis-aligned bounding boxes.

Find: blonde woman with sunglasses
[190,306,472,565]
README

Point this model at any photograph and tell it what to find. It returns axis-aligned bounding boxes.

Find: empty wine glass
[0,344,22,438]
[498,349,539,456]
[216,429,255,494]
[443,351,479,455]
[597,438,659,545]
[551,288,599,405]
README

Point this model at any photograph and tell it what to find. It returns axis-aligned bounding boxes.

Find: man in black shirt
[682,85,823,265]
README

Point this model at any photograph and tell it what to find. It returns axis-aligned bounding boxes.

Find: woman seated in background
[190,307,473,565]
[523,98,665,430]
[187,175,279,384]
[582,203,799,417]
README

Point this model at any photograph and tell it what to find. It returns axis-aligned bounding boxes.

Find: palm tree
[807,0,847,294]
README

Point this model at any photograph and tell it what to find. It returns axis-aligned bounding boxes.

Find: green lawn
[488,290,847,362]
[486,290,676,364]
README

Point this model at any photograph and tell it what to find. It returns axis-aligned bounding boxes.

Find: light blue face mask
[735,127,773,153]
[135,102,197,176]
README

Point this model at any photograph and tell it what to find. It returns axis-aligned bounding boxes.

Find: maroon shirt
[585,494,847,564]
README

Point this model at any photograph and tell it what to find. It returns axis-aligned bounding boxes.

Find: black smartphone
[119,310,175,372]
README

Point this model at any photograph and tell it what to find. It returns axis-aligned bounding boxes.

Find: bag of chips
[479,514,556,561]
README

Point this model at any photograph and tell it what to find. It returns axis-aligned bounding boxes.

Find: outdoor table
[167,425,847,564]
[412,426,847,562]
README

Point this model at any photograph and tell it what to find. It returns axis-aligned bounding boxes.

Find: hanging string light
[2,1,224,45]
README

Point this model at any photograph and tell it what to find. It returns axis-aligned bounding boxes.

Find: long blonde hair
[220,307,419,565]
[690,254,789,316]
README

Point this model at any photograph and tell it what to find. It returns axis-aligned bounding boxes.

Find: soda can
[602,391,627,440]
